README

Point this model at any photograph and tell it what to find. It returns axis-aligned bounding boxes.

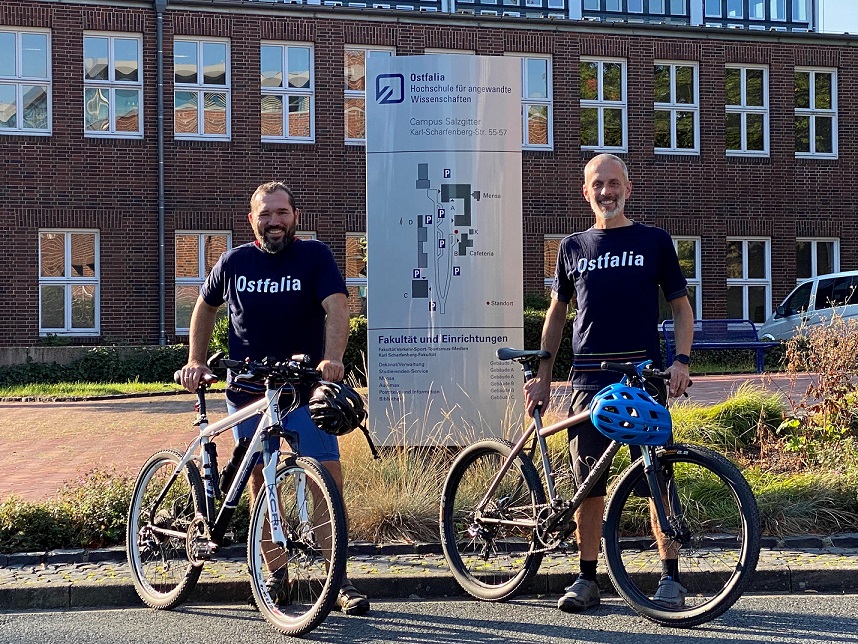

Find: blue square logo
[376,73,404,104]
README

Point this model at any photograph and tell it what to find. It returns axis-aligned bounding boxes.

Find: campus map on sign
[366,55,524,445]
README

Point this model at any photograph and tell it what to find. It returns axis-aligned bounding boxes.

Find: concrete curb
[2,537,858,611]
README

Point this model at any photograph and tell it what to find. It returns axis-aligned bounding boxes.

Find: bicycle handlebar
[600,361,692,387]
[226,354,323,387]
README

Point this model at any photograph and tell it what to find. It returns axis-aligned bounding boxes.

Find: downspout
[155,0,168,345]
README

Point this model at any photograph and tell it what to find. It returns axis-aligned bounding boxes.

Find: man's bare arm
[181,296,220,392]
[523,296,569,415]
[666,295,694,398]
[318,292,349,381]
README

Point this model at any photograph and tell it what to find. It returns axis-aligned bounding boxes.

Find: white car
[758,270,858,341]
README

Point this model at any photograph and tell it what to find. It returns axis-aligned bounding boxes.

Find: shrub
[0,346,188,388]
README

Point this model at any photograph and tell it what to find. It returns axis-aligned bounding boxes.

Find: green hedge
[0,346,189,388]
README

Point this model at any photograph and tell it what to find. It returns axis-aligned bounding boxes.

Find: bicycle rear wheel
[126,449,204,609]
[247,457,347,637]
[440,438,546,601]
[603,443,761,628]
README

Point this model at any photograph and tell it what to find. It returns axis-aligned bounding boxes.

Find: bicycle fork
[640,447,689,544]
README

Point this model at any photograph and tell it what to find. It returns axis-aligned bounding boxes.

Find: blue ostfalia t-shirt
[200,238,348,406]
[552,222,687,391]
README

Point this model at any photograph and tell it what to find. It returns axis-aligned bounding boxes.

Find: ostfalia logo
[376,73,404,104]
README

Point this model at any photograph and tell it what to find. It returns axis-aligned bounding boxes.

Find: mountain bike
[439,348,761,628]
[126,354,348,637]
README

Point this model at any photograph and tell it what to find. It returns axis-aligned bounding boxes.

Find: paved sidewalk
[2,536,858,610]
[0,374,815,503]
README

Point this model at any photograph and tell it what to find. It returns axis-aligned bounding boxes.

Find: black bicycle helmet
[308,381,367,436]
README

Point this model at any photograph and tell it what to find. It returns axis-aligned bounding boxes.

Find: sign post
[365,55,523,445]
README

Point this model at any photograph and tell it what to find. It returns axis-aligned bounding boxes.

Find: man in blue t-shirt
[524,154,694,614]
[180,181,369,616]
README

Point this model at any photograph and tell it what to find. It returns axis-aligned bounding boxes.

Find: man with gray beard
[524,154,694,614]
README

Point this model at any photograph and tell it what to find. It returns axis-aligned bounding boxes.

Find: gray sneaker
[557,577,600,612]
[653,577,687,608]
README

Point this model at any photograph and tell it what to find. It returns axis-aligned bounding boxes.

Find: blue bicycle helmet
[589,383,672,446]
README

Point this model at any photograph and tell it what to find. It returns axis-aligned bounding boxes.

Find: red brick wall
[1,0,856,345]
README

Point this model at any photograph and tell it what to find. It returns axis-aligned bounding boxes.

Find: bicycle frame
[148,381,297,552]
[475,359,681,542]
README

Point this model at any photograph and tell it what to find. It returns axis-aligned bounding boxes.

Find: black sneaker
[335,580,370,615]
[248,569,290,609]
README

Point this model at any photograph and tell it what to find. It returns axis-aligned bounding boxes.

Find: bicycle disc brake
[186,516,216,566]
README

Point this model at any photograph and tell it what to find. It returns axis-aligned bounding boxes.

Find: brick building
[1,0,855,346]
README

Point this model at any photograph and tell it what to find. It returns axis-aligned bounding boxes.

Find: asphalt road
[2,594,858,644]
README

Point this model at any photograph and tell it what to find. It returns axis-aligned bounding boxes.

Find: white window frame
[507,53,554,151]
[423,48,476,55]
[0,27,51,136]
[726,236,771,322]
[83,32,143,138]
[580,57,627,153]
[725,64,769,157]
[794,67,837,159]
[261,42,315,144]
[796,237,839,283]
[544,234,565,292]
[672,236,702,318]
[174,38,231,141]
[653,60,699,155]
[174,231,232,335]
[38,229,100,336]
[344,45,394,146]
[345,232,368,313]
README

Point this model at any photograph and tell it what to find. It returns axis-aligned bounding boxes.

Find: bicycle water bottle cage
[589,383,672,446]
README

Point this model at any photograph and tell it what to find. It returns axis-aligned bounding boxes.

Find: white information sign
[365,55,523,445]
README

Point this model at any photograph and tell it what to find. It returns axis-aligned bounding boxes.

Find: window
[815,275,858,310]
[628,0,644,12]
[649,0,665,14]
[83,34,142,137]
[346,234,367,316]
[770,0,785,20]
[796,238,838,281]
[726,238,771,323]
[795,68,837,158]
[728,0,743,17]
[39,231,99,335]
[509,54,553,149]
[781,281,812,316]
[654,61,698,154]
[705,0,721,16]
[580,58,626,152]
[544,235,564,296]
[0,28,50,134]
[792,0,807,22]
[725,64,768,156]
[345,46,394,144]
[749,0,764,18]
[669,0,686,14]
[658,237,701,322]
[261,43,314,142]
[174,231,231,334]
[174,39,230,139]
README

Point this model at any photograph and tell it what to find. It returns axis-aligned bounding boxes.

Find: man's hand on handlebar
[317,358,345,382]
[666,361,691,398]
[523,375,551,418]
[180,362,212,393]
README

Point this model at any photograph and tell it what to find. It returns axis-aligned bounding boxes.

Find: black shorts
[567,381,668,499]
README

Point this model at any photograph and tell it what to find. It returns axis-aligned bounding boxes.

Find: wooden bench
[661,319,780,374]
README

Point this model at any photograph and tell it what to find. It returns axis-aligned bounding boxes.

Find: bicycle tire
[440,438,546,601]
[126,449,205,610]
[247,457,348,637]
[602,443,761,628]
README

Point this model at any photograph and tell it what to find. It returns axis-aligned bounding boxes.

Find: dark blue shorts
[226,401,340,462]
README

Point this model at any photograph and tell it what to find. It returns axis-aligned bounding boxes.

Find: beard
[597,193,625,220]
[257,224,296,254]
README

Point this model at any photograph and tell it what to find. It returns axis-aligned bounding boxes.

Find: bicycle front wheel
[247,457,348,637]
[440,439,546,601]
[126,449,204,610]
[603,443,761,628]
